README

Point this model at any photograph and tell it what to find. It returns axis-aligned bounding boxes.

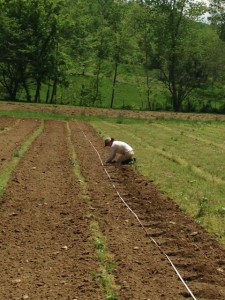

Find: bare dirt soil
[0,120,102,300]
[0,105,225,299]
[1,102,225,121]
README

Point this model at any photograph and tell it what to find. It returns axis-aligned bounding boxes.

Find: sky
[193,0,210,23]
[194,0,209,4]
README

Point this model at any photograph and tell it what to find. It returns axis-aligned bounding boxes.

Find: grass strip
[91,221,118,300]
[66,122,119,300]
[152,123,225,150]
[0,120,44,196]
[66,122,86,185]
[151,145,225,185]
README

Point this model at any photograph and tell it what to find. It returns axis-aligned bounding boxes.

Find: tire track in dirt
[0,118,40,173]
[0,120,103,299]
[70,121,225,300]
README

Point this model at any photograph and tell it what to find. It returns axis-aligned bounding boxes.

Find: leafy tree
[1,0,225,112]
[0,0,69,102]
[125,1,156,109]
[90,1,116,105]
[0,0,31,100]
[209,0,225,40]
[105,0,134,108]
[67,0,135,108]
[27,0,69,103]
[147,0,210,111]
[64,0,105,106]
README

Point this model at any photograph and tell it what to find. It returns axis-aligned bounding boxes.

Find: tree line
[0,0,225,112]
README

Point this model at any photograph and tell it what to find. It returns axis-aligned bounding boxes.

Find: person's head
[104,137,114,147]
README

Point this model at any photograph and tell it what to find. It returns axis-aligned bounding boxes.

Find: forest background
[1,0,225,113]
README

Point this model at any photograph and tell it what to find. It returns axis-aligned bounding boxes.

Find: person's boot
[122,158,132,165]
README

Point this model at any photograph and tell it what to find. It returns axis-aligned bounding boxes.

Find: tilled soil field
[0,117,225,300]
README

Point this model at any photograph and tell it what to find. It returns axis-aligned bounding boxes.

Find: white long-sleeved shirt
[106,141,133,163]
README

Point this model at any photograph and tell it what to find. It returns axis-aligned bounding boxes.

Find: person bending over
[104,137,135,165]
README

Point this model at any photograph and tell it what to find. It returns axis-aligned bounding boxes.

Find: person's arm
[105,148,116,163]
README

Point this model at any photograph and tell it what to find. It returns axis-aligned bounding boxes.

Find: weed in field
[217,207,225,216]
[14,151,21,158]
[116,117,123,124]
[94,236,106,254]
[197,196,209,218]
[106,260,116,275]
[92,272,118,300]
[82,195,90,203]
[91,221,118,299]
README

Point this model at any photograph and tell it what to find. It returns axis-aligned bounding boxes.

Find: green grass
[91,221,118,300]
[59,62,168,110]
[91,118,225,244]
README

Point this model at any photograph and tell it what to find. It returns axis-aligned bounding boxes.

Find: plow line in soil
[0,120,103,299]
[0,118,225,299]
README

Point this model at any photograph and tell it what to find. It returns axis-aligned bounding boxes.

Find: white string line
[76,122,197,300]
